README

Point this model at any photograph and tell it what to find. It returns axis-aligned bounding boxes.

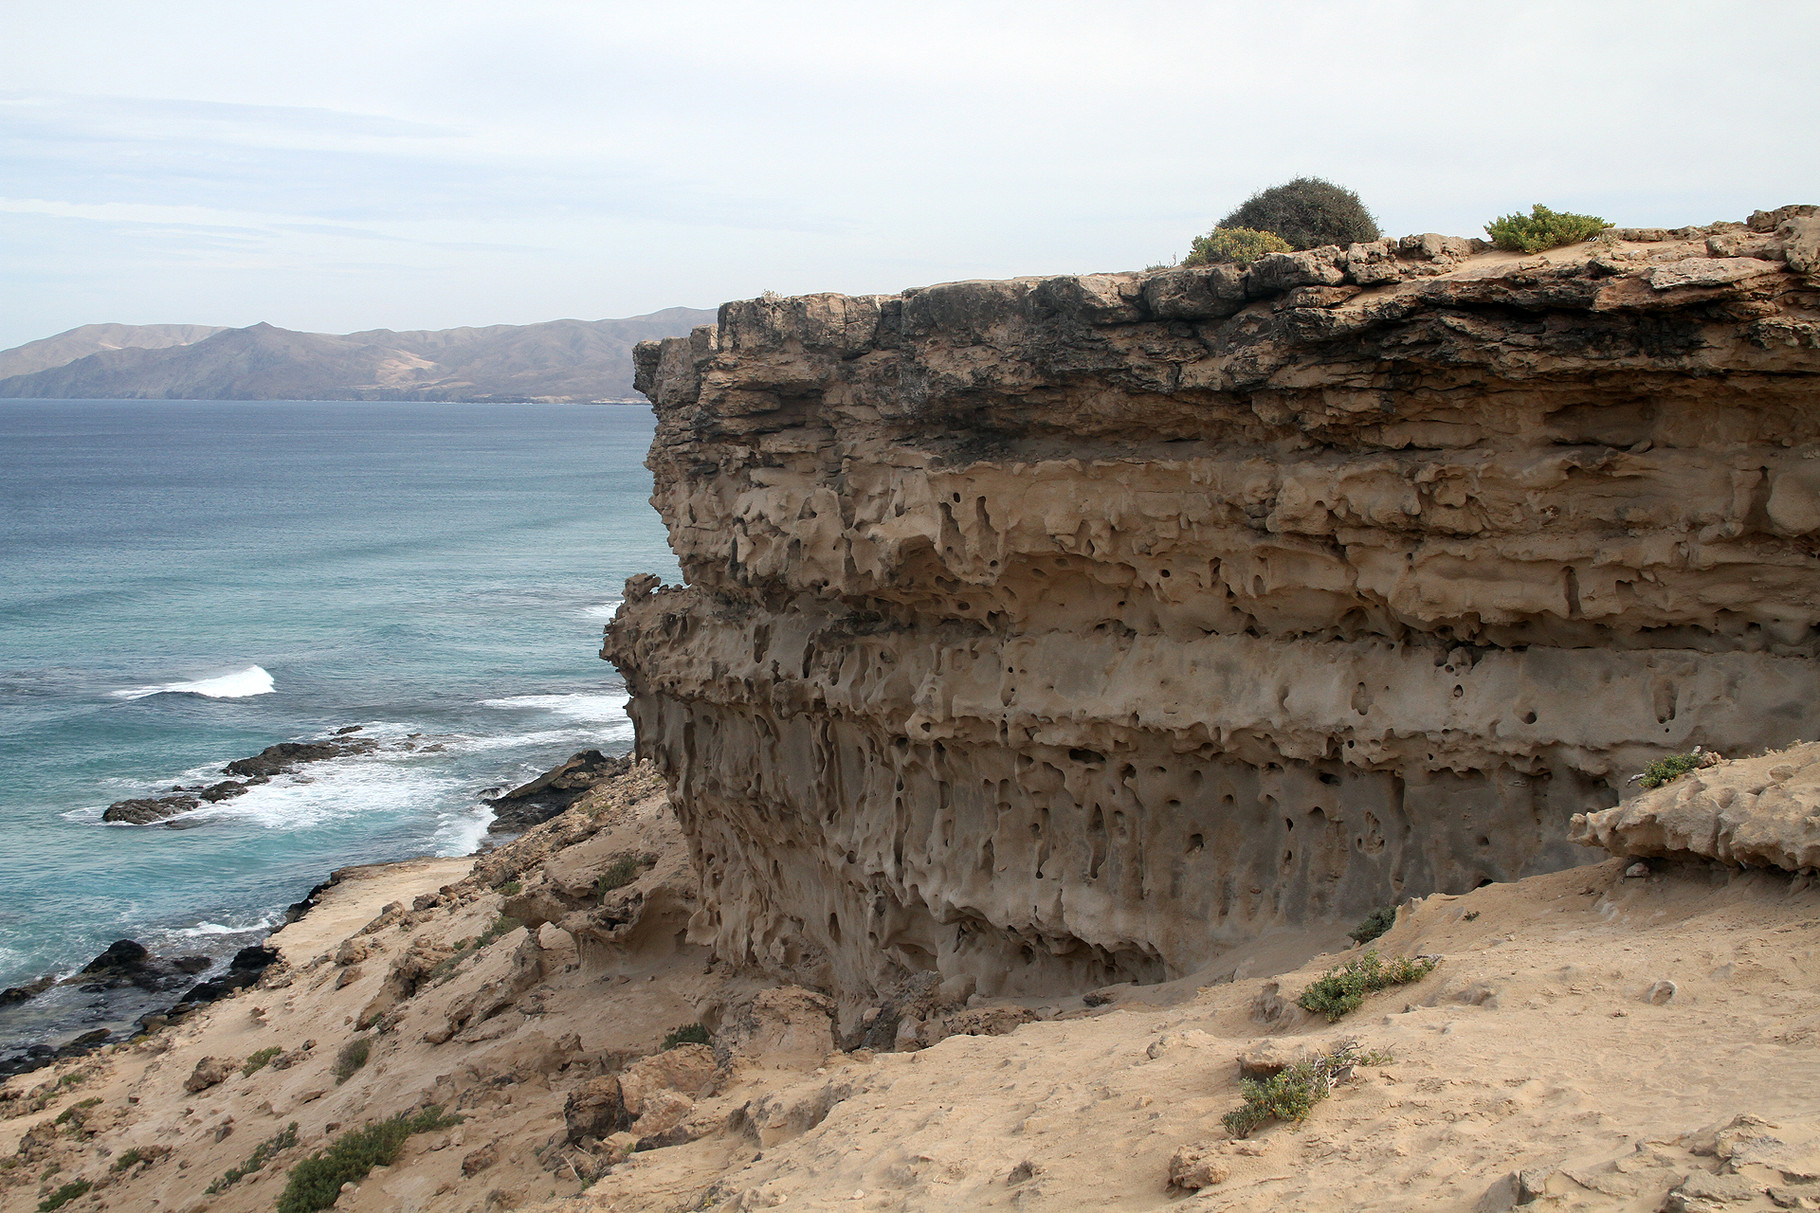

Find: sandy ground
[4,764,1818,1213]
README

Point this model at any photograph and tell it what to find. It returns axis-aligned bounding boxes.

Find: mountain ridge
[0,308,716,402]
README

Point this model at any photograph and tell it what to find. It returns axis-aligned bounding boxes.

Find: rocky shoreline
[0,746,630,1081]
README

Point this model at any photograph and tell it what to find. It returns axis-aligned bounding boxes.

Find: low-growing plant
[661,1022,712,1050]
[51,1098,100,1125]
[110,1148,143,1172]
[37,1180,91,1212]
[497,880,523,897]
[476,914,521,948]
[1636,749,1719,789]
[274,1107,460,1213]
[242,1046,282,1077]
[1347,906,1397,946]
[1297,951,1438,1022]
[332,1037,371,1085]
[1222,1041,1389,1138]
[1484,204,1610,253]
[595,852,655,900]
[1182,226,1293,267]
[205,1122,297,1194]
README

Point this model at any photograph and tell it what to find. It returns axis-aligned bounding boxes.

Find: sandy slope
[4,763,1817,1213]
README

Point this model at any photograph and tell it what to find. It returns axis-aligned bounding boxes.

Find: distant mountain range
[0,309,717,403]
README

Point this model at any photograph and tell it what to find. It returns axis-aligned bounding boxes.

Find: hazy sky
[3,0,1816,348]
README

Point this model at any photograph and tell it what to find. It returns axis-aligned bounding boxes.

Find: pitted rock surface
[606,220,1820,1003]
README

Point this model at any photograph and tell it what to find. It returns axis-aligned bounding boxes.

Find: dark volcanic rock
[0,974,56,1005]
[81,940,150,973]
[102,794,202,824]
[224,735,377,778]
[485,750,629,835]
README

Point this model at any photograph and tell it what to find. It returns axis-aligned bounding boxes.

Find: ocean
[0,399,673,1052]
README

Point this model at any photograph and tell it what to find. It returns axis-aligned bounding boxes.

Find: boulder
[718,986,838,1067]
[1781,215,1820,276]
[184,1056,232,1093]
[625,1044,717,1102]
[1570,742,1820,872]
[1247,247,1346,296]
[1168,1142,1231,1191]
[1139,265,1247,320]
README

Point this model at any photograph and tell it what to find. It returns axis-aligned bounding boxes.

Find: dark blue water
[0,399,673,1037]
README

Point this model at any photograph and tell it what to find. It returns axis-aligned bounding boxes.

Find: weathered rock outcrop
[606,214,1820,1005]
[1571,742,1820,871]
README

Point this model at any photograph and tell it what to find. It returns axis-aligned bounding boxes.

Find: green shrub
[497,880,522,897]
[242,1046,282,1077]
[275,1108,460,1213]
[37,1181,91,1212]
[1222,1041,1388,1138]
[661,1022,712,1050]
[1347,906,1397,946]
[206,1122,297,1194]
[1484,204,1610,253]
[51,1098,100,1125]
[110,1148,143,1172]
[1221,177,1380,250]
[1637,749,1717,789]
[332,1037,371,1085]
[1182,226,1293,267]
[595,852,656,901]
[1297,952,1437,1022]
[476,914,521,948]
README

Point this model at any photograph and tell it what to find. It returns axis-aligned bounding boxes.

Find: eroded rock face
[1570,742,1820,871]
[606,221,1820,1003]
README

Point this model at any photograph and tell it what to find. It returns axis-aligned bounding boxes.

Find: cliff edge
[607,209,1820,1012]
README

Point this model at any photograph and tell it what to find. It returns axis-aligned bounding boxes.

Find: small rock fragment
[1168,1142,1231,1191]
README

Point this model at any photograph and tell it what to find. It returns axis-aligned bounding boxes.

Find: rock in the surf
[103,793,201,824]
[223,732,378,778]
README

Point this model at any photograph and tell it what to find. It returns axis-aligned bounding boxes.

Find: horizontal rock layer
[607,217,1820,1001]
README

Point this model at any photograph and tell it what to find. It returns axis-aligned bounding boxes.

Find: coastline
[0,745,624,1081]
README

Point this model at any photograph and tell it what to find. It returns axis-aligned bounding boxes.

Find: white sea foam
[581,599,623,620]
[182,747,467,833]
[480,691,630,722]
[170,920,270,939]
[113,665,275,700]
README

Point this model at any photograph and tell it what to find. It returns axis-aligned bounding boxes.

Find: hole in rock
[1069,748,1106,764]
[1318,772,1341,786]
[1522,711,1538,724]
[1187,834,1204,852]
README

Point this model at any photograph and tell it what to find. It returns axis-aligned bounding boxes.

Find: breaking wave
[112,665,275,701]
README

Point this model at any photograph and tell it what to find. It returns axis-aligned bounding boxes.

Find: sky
[2,0,1816,350]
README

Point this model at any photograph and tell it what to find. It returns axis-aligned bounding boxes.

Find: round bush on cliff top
[1220,177,1381,250]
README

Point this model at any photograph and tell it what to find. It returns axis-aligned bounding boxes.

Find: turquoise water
[0,399,672,1039]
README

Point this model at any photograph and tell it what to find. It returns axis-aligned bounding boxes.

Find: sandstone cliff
[607,209,1820,1009]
